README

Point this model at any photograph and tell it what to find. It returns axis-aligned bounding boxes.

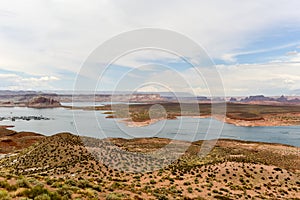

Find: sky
[1,0,300,96]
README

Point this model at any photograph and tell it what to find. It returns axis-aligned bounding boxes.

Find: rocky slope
[0,132,299,199]
[0,127,44,154]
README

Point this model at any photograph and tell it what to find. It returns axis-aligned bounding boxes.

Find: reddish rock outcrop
[28,96,61,108]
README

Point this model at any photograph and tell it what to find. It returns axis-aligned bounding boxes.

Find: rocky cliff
[28,96,61,108]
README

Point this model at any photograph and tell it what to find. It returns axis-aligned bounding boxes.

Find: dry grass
[0,133,299,199]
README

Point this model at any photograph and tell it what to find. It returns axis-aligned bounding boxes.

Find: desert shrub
[0,180,17,191]
[0,181,10,189]
[183,181,191,186]
[212,189,219,193]
[78,188,97,198]
[213,195,233,200]
[45,178,54,185]
[110,182,122,190]
[220,188,229,193]
[77,180,91,189]
[92,184,102,192]
[21,185,50,199]
[34,193,51,200]
[254,186,261,190]
[51,181,63,188]
[65,179,77,186]
[106,192,128,200]
[168,177,174,183]
[273,167,282,172]
[57,187,73,198]
[154,194,168,200]
[0,190,11,200]
[17,179,31,188]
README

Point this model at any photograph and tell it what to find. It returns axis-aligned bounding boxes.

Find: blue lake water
[0,106,299,147]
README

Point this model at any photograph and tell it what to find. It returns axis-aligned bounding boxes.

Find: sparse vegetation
[0,131,299,199]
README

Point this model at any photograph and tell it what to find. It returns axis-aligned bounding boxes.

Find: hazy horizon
[1,89,300,98]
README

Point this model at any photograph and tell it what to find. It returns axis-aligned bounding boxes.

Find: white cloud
[215,62,300,96]
[113,50,182,68]
[1,0,300,75]
[118,60,300,96]
[0,73,60,90]
[286,51,298,56]
[221,54,236,63]
[0,73,19,78]
[1,1,300,94]
[137,85,167,93]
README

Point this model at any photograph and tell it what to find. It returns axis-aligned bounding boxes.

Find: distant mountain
[0,90,41,96]
[237,95,300,104]
[0,90,57,96]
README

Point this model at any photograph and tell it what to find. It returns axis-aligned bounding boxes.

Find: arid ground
[0,128,299,199]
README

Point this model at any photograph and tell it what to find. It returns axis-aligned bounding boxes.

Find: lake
[0,106,299,147]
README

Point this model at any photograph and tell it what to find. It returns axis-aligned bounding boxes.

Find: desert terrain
[0,128,299,199]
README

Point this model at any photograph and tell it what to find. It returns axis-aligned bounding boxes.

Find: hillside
[0,132,299,199]
[0,127,44,154]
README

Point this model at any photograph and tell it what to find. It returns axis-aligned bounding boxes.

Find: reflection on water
[0,106,299,147]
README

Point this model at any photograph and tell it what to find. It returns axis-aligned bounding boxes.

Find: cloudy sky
[1,0,300,96]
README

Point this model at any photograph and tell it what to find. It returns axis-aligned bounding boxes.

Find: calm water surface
[0,106,299,147]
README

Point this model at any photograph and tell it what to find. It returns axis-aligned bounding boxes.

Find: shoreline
[1,125,299,148]
[62,103,300,127]
[119,114,300,127]
[1,127,299,153]
[2,103,300,127]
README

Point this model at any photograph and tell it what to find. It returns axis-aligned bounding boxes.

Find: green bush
[0,180,17,192]
[212,189,219,193]
[106,192,128,200]
[17,179,31,188]
[0,181,10,189]
[213,195,233,200]
[34,193,51,200]
[57,187,73,199]
[21,185,50,199]
[0,190,11,200]
[65,179,77,186]
[183,181,191,186]
[77,180,91,189]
